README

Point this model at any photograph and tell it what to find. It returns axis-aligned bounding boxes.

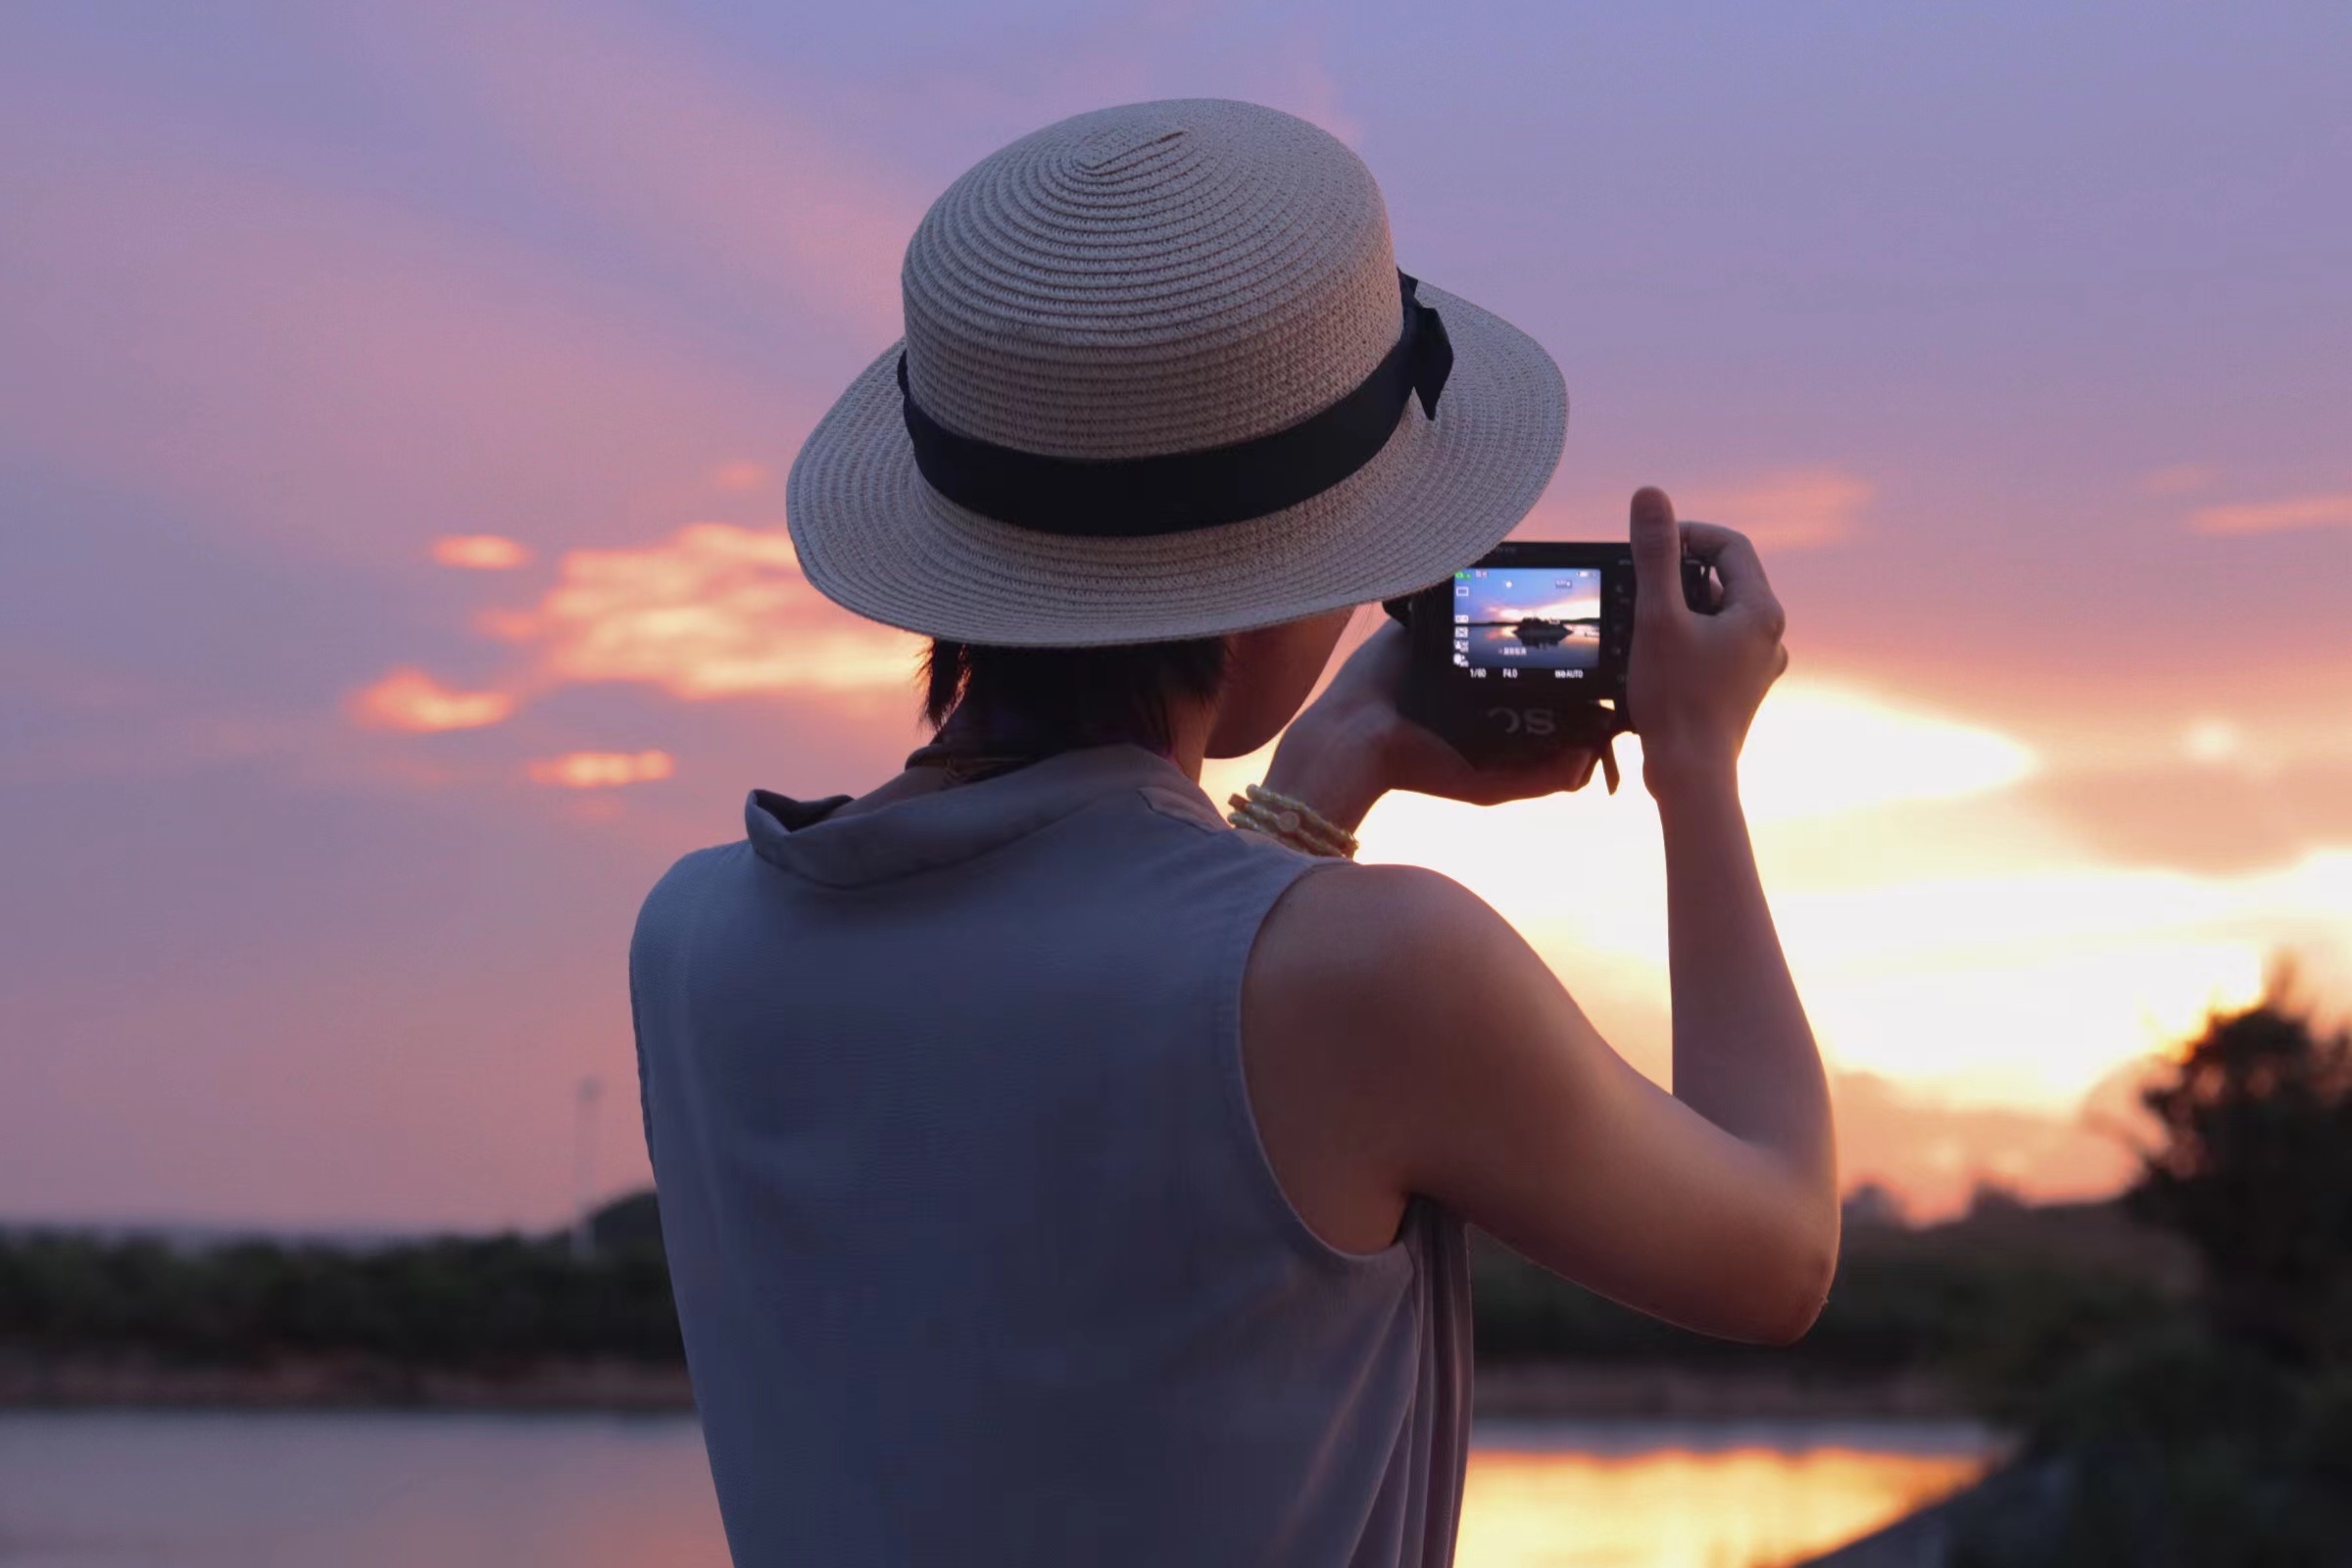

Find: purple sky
[4,2,2349,1231]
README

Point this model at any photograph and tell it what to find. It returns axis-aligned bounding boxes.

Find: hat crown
[900,100,1401,462]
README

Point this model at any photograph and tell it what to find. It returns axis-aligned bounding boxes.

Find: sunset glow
[1353,706,2312,1113]
[7,3,2346,1232]
[1731,683,2037,822]
[1221,665,2350,1217]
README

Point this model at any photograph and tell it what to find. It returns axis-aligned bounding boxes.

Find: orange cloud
[710,461,772,494]
[349,668,514,732]
[526,750,675,788]
[2190,492,2352,535]
[432,533,532,569]
[498,521,919,699]
[1677,467,1874,549]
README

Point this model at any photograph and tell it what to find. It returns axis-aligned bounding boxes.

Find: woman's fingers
[1678,521,1785,637]
[1676,522,1769,596]
[1457,747,1599,804]
[1630,487,1688,626]
[1386,719,1595,805]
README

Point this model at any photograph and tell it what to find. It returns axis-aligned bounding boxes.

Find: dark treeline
[0,1230,680,1369]
[2,1183,2180,1389]
[1474,1199,2184,1403]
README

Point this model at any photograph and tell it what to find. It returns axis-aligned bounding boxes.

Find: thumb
[1629,485,1683,599]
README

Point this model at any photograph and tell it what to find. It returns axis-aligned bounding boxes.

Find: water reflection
[0,1412,1994,1568]
[1458,1421,1994,1568]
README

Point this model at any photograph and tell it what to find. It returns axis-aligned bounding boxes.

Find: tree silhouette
[2128,971,2352,1367]
[1936,970,2352,1567]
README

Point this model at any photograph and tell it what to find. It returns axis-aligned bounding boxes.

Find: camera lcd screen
[1449,565,1605,680]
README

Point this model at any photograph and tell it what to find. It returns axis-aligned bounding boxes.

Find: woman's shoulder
[632,840,750,944]
[1252,859,1508,999]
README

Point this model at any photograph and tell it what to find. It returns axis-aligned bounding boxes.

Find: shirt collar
[744,743,1212,888]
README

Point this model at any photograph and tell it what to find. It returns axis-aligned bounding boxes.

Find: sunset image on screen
[1457,567,1606,674]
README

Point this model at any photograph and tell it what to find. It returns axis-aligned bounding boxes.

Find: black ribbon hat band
[897,271,1454,539]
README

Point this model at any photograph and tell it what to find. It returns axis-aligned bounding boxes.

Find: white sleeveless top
[630,743,1472,1565]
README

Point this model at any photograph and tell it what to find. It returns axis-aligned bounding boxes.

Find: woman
[630,99,1834,1567]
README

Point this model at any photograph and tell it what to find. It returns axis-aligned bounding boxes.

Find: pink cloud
[1676,466,1876,549]
[527,750,675,788]
[349,669,514,732]
[494,521,919,700]
[2190,492,2352,536]
[709,461,774,495]
[432,534,533,569]
[356,519,918,746]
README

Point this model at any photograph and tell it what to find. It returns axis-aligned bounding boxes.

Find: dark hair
[921,638,1231,753]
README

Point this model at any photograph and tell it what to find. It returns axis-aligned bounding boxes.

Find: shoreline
[1474,1362,1965,1422]
[0,1354,1969,1421]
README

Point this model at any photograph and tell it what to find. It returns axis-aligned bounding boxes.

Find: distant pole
[571,1075,604,1261]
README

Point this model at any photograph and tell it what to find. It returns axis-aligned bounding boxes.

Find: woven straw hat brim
[786,280,1566,648]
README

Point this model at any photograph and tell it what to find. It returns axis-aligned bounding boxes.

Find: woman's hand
[1261,618,1598,835]
[1625,487,1789,802]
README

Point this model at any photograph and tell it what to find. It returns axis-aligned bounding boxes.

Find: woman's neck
[928,699,1214,782]
[830,698,1216,825]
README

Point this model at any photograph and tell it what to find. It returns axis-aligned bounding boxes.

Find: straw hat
[786,99,1567,647]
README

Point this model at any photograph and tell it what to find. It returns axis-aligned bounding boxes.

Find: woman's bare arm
[1243,487,1838,1343]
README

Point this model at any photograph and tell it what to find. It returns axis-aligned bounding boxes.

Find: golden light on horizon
[348,667,515,732]
[1734,682,2037,822]
[1267,680,2347,1119]
[1348,677,2039,913]
[527,750,676,788]
[1782,917,2269,1104]
[431,533,533,569]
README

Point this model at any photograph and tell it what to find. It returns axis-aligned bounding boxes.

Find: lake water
[0,1412,1995,1567]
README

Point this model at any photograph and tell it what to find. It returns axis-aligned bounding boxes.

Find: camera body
[1382,541,1715,773]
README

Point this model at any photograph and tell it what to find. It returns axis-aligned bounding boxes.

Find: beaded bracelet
[1229,791,1352,858]
[1225,783,1359,859]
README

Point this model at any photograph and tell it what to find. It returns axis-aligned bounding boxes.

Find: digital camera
[1382,541,1716,788]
